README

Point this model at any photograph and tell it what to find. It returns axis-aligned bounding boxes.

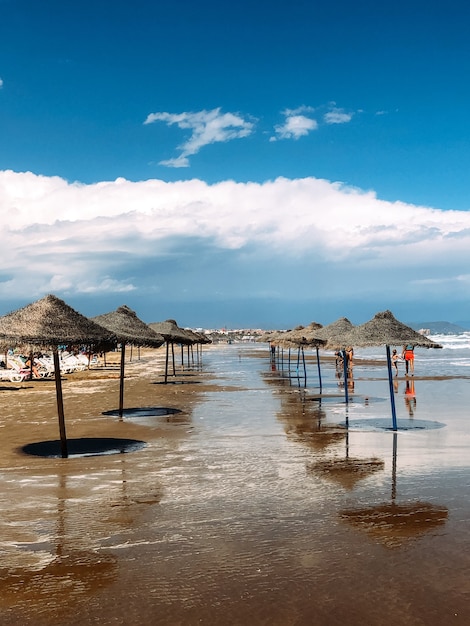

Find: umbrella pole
[391,431,398,500]
[119,343,125,420]
[302,346,307,387]
[342,349,349,404]
[171,343,176,376]
[386,345,398,431]
[164,341,169,383]
[316,346,322,392]
[53,349,68,459]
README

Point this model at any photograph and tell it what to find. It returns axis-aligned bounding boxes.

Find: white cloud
[324,107,353,124]
[272,108,318,141]
[144,108,255,167]
[0,77,3,88]
[1,170,470,316]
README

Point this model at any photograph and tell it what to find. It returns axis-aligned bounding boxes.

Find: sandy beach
[0,342,469,625]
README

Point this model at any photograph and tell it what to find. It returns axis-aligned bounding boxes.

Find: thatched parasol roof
[183,328,212,345]
[281,329,326,348]
[314,317,355,350]
[92,305,164,348]
[148,319,194,344]
[344,310,442,349]
[0,294,116,349]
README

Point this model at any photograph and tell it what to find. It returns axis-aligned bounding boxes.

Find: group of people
[334,346,354,369]
[392,344,415,376]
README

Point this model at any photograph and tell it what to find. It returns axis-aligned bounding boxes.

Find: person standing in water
[392,349,400,376]
[402,344,415,376]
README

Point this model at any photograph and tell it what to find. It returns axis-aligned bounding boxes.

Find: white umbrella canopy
[0,294,117,458]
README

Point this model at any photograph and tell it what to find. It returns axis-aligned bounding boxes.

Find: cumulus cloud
[0,77,3,88]
[324,107,353,124]
[271,107,318,141]
[1,170,470,319]
[144,108,255,167]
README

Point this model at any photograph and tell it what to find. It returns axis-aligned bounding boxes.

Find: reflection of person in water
[404,379,416,416]
[347,368,355,392]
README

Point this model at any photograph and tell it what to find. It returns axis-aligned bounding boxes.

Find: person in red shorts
[402,344,415,376]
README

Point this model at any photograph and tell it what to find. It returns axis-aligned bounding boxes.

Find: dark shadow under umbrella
[0,294,116,458]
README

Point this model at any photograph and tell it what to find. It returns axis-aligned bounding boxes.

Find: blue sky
[1,0,470,328]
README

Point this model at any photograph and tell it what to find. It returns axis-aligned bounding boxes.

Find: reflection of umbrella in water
[0,294,116,458]
[308,415,384,489]
[333,310,442,430]
[0,473,118,613]
[92,305,165,419]
[340,433,448,548]
[277,390,346,452]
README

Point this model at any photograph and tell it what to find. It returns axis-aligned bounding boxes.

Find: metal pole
[316,346,322,392]
[302,346,307,387]
[391,432,398,500]
[164,341,169,383]
[342,349,349,404]
[386,345,398,431]
[53,348,68,458]
[119,343,125,420]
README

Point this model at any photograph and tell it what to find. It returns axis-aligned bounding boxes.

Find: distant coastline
[407,321,470,335]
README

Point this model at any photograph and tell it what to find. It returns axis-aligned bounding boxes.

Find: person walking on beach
[402,344,415,375]
[392,349,400,376]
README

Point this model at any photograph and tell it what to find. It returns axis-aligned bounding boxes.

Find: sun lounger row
[1,352,98,380]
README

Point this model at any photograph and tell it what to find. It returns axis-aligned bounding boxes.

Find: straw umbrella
[92,305,165,419]
[314,317,354,347]
[280,324,326,386]
[342,310,442,430]
[313,317,355,400]
[0,294,116,458]
[148,319,194,383]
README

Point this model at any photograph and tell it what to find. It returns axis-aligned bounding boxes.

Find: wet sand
[0,344,469,625]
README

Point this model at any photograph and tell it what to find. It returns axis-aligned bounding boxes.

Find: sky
[1,0,470,328]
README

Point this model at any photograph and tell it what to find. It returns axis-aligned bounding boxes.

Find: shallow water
[0,343,469,625]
